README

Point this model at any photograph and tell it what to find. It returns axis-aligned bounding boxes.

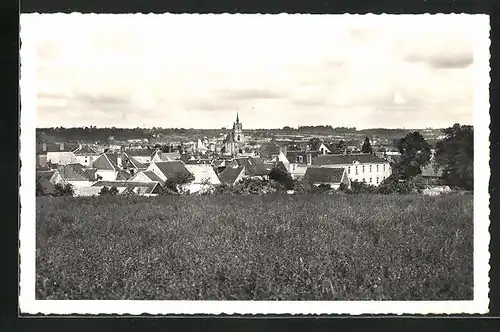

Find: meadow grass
[36,193,473,300]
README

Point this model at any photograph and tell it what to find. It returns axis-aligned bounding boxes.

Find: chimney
[42,142,47,152]
[59,143,64,151]
[282,145,287,156]
[307,153,312,165]
[117,153,122,168]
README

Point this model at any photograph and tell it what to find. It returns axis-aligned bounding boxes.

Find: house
[91,181,163,196]
[39,142,79,166]
[318,143,331,155]
[218,166,246,185]
[129,170,166,186]
[120,152,147,176]
[303,167,351,190]
[36,170,65,195]
[146,160,193,184]
[57,163,97,187]
[417,162,445,186]
[184,164,222,193]
[122,149,155,164]
[285,149,321,179]
[150,150,181,163]
[312,153,391,186]
[92,153,120,181]
[73,145,99,168]
[228,157,272,180]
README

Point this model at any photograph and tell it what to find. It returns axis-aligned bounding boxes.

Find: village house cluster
[36,114,446,197]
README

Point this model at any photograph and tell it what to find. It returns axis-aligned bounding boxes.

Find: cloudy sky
[32,14,484,129]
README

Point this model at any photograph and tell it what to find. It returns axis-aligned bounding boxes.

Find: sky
[31,14,485,129]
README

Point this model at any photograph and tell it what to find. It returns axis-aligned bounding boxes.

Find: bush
[100,186,119,196]
[53,183,74,197]
[376,176,422,195]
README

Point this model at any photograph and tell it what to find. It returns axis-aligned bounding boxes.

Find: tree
[53,183,74,196]
[164,171,195,193]
[269,162,294,190]
[394,131,432,179]
[336,140,347,153]
[434,124,474,190]
[308,137,322,151]
[361,137,373,154]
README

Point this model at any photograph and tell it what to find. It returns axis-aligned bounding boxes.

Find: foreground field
[36,193,473,300]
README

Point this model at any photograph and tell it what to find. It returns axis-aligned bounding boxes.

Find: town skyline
[35,14,476,129]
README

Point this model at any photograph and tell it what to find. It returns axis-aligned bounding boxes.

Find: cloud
[30,14,481,129]
[405,52,473,68]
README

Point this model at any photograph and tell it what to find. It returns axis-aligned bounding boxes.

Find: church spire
[236,112,239,124]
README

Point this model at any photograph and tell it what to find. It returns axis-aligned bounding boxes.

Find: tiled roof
[36,170,56,182]
[116,169,132,180]
[143,170,164,183]
[154,161,192,180]
[286,151,321,164]
[92,153,118,171]
[312,154,386,166]
[219,166,244,185]
[304,167,345,184]
[57,163,95,181]
[124,149,155,157]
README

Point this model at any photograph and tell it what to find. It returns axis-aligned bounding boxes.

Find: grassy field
[36,193,473,300]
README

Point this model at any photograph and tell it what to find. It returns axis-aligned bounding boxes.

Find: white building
[312,154,392,186]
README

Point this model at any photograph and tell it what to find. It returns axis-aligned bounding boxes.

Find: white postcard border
[19,13,490,315]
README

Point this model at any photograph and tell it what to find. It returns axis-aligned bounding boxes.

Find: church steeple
[236,112,239,124]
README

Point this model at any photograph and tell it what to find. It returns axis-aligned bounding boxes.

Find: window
[369,177,372,183]
[355,166,358,175]
[369,165,372,172]
[362,178,365,182]
[376,177,379,184]
[383,164,386,171]
[237,135,241,141]
[362,165,365,173]
[376,164,379,172]
[347,166,350,174]
[297,155,303,163]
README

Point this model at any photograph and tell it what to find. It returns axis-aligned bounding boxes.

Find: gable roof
[219,166,245,185]
[57,163,95,181]
[304,167,345,184]
[312,153,386,166]
[231,157,271,177]
[185,164,221,184]
[122,152,147,169]
[92,153,118,171]
[73,145,98,155]
[153,161,192,180]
